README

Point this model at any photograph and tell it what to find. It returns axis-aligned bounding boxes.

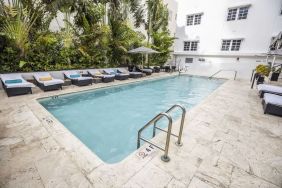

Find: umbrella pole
[271,55,276,69]
[142,54,144,69]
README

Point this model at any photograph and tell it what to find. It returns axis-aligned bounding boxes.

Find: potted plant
[255,64,271,84]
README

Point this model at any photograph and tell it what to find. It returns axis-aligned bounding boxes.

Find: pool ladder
[137,104,186,162]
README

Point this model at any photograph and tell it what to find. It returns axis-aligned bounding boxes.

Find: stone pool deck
[0,73,281,188]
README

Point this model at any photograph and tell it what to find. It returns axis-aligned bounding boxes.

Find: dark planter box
[270,72,280,81]
[257,75,265,85]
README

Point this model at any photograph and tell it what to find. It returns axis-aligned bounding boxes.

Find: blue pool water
[39,75,224,163]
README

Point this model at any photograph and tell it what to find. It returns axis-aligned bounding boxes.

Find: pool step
[137,104,186,162]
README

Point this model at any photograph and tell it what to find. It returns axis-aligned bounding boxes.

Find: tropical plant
[106,0,145,65]
[151,31,175,66]
[0,0,165,72]
[256,64,271,77]
[142,0,173,66]
[109,19,145,65]
[106,0,144,27]
[0,0,37,57]
[145,0,169,45]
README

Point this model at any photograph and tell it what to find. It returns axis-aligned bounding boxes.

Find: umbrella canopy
[128,46,159,54]
[128,46,159,68]
[267,49,282,56]
[270,31,282,50]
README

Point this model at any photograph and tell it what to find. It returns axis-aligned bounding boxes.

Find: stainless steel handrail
[153,104,186,146]
[137,112,173,162]
[209,69,237,80]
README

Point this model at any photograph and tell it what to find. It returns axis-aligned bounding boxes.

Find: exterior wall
[174,0,282,56]
[173,0,282,79]
[175,56,282,79]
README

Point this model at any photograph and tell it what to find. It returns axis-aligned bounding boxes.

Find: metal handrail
[137,112,173,162]
[209,69,237,80]
[153,104,186,146]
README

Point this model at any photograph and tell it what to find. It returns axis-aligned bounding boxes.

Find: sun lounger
[262,93,282,116]
[257,84,282,98]
[33,72,64,91]
[88,70,115,83]
[141,68,153,75]
[64,71,92,86]
[0,74,35,97]
[103,69,129,80]
[117,68,143,78]
[153,66,160,73]
[135,66,153,75]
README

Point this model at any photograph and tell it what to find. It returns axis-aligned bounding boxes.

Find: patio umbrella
[270,31,282,50]
[128,46,159,68]
[268,32,282,68]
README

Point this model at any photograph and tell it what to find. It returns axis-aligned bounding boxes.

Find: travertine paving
[0,73,281,188]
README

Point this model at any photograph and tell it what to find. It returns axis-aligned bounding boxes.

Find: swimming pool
[39,75,225,163]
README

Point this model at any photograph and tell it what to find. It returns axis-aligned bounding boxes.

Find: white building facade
[173,0,282,78]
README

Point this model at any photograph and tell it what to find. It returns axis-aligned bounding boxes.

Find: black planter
[270,72,280,81]
[257,75,265,85]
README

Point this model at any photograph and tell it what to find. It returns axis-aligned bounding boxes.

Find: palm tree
[106,0,145,65]
[145,0,169,45]
[0,0,37,57]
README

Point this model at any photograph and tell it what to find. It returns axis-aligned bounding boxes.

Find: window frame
[230,40,242,51]
[221,39,243,51]
[184,41,199,51]
[194,14,202,25]
[221,40,231,51]
[238,6,249,20]
[227,4,251,21]
[186,13,203,26]
[227,8,237,21]
[184,41,191,51]
[186,15,194,26]
[185,58,193,63]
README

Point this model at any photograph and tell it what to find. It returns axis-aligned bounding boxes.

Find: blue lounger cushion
[70,74,81,78]
[5,79,23,84]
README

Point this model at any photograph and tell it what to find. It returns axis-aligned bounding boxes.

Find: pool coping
[5,72,230,186]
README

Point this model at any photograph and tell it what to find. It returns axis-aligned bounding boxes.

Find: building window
[184,41,191,51]
[238,7,249,19]
[185,58,193,63]
[194,14,202,25]
[190,41,198,51]
[184,41,198,51]
[186,13,202,26]
[187,15,194,26]
[231,40,242,51]
[227,6,250,21]
[227,8,237,21]
[221,39,242,51]
[221,40,231,51]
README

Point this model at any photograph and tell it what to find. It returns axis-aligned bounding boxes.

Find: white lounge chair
[88,69,115,83]
[262,93,282,116]
[103,69,129,80]
[257,84,282,98]
[64,71,92,86]
[33,72,64,91]
[117,68,143,79]
[0,74,35,97]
